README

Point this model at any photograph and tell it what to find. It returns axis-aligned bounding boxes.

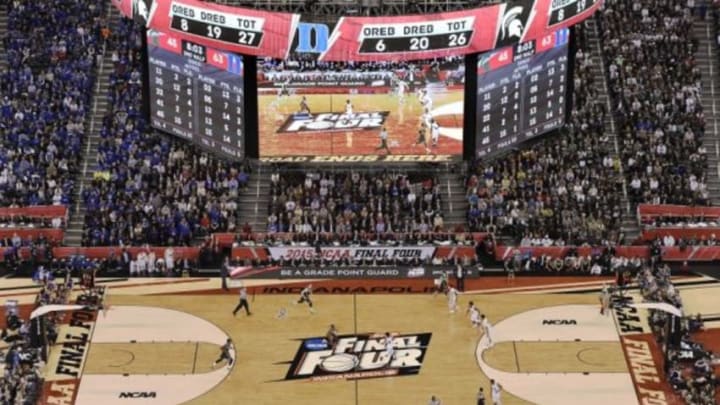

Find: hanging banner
[111,0,300,59]
[267,246,437,261]
[112,0,602,61]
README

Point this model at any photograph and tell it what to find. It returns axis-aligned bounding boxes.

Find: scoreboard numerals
[171,15,263,48]
[237,31,257,46]
[361,30,473,54]
[549,0,597,25]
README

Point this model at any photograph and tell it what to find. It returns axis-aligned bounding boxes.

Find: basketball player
[383,332,395,363]
[420,89,433,112]
[396,79,408,103]
[342,99,354,120]
[416,125,427,147]
[326,324,338,348]
[599,284,611,316]
[430,119,440,147]
[377,126,391,153]
[477,387,486,405]
[232,285,251,316]
[480,314,494,347]
[467,301,481,329]
[299,96,311,115]
[421,108,432,131]
[447,285,459,313]
[212,338,234,368]
[433,271,448,297]
[490,379,502,405]
[296,284,315,313]
[271,76,291,108]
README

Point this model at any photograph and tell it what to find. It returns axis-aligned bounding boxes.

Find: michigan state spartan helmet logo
[500,6,525,41]
[495,1,533,48]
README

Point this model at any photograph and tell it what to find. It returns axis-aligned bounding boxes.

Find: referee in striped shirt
[232,286,252,316]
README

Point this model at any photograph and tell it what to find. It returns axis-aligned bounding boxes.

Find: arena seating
[637,264,717,404]
[268,169,443,234]
[81,19,251,247]
[1,0,105,208]
[0,269,74,404]
[598,0,709,206]
[465,25,624,246]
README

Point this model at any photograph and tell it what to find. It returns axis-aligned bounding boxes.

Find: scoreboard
[475,28,570,158]
[114,0,601,61]
[147,30,245,159]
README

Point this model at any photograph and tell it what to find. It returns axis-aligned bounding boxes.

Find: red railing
[51,247,201,260]
[0,229,64,243]
[0,205,68,219]
[638,204,720,222]
[494,245,720,262]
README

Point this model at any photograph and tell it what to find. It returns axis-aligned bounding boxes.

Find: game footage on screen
[257,55,465,157]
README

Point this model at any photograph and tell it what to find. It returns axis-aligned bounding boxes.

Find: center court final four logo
[283,332,432,382]
[277,112,390,134]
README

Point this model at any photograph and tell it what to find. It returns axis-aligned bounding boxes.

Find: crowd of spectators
[0,266,75,405]
[267,169,443,235]
[0,305,43,405]
[599,0,709,206]
[502,247,642,275]
[0,0,106,208]
[235,230,478,247]
[465,25,624,246]
[636,263,718,404]
[80,18,251,247]
[258,55,464,87]
[0,215,64,229]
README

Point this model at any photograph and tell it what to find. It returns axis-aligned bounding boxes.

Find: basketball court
[257,90,464,157]
[8,275,717,404]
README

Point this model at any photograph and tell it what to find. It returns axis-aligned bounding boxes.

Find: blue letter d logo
[295,23,329,53]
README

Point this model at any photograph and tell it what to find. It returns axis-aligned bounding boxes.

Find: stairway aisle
[237,163,271,232]
[438,163,467,231]
[585,19,640,241]
[63,8,119,246]
[693,17,720,203]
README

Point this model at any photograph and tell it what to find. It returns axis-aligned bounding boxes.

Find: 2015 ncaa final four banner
[267,246,437,261]
[112,0,602,61]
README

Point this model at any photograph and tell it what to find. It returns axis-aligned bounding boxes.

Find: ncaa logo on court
[283,332,432,382]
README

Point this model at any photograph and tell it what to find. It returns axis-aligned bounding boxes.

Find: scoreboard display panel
[476,28,570,158]
[147,30,245,159]
[257,57,465,159]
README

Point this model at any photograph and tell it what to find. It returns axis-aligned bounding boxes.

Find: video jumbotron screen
[257,57,465,158]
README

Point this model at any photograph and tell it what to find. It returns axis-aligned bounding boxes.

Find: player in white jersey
[396,80,408,103]
[447,286,458,313]
[480,314,494,347]
[383,332,395,363]
[342,99,354,120]
[295,284,315,313]
[420,90,433,111]
[599,284,611,315]
[490,379,502,405]
[467,301,480,328]
[430,119,440,147]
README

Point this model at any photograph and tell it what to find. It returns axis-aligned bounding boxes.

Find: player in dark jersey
[416,126,427,147]
[326,324,338,349]
[212,338,234,368]
[299,96,311,115]
[477,387,486,405]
